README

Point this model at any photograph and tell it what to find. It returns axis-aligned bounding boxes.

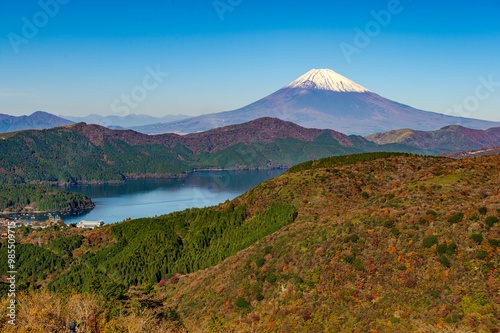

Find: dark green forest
[0,125,429,184]
[0,184,94,212]
[0,202,296,298]
[0,129,191,184]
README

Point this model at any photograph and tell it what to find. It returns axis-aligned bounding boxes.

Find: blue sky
[1,0,499,121]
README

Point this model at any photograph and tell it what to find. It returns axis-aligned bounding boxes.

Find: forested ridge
[1,152,500,332]
[0,200,297,298]
[0,120,429,184]
[0,184,94,212]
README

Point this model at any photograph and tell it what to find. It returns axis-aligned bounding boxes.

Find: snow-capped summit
[130,68,500,136]
[285,68,371,93]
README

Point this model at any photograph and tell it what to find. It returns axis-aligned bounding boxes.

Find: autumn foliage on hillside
[1,153,500,332]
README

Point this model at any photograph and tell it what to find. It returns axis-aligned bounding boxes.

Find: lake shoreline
[1,203,95,215]
[54,169,287,225]
[35,166,289,186]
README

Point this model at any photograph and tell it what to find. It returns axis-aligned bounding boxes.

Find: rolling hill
[0,117,428,184]
[0,184,94,213]
[2,152,500,332]
[366,125,500,153]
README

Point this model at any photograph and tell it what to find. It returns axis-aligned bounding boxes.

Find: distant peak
[31,111,50,115]
[285,68,371,93]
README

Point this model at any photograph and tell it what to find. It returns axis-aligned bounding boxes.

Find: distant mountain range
[130,68,500,135]
[0,112,192,134]
[0,117,427,184]
[1,116,500,184]
[61,113,190,129]
[0,111,72,133]
[438,146,500,159]
[2,109,499,166]
[366,125,500,153]
[5,69,499,137]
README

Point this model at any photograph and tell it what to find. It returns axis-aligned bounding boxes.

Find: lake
[43,169,285,225]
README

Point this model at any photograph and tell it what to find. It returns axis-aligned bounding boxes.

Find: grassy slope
[160,154,500,332]
[1,153,500,332]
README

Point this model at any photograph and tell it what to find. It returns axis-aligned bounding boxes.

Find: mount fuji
[132,69,500,135]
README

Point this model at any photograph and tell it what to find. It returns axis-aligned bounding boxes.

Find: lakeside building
[77,220,104,229]
[0,217,66,233]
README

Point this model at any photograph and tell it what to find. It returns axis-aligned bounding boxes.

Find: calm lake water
[36,169,285,225]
